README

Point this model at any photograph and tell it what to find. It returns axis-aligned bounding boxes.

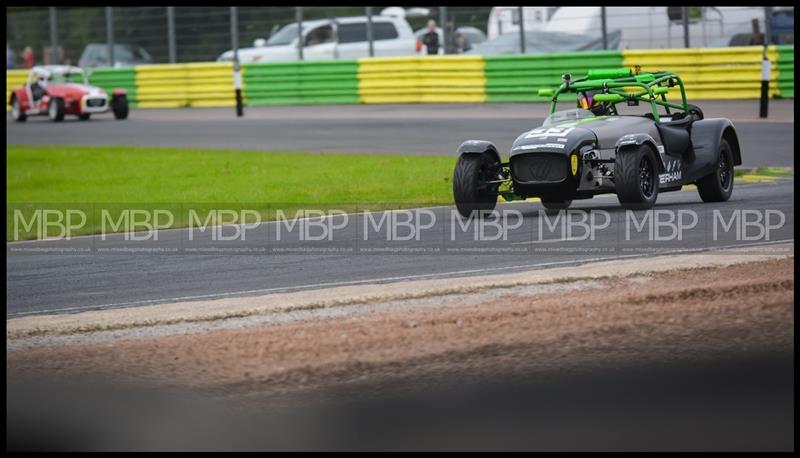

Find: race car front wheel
[48,98,65,122]
[696,139,734,203]
[615,144,659,210]
[111,94,129,120]
[10,96,26,122]
[453,153,499,218]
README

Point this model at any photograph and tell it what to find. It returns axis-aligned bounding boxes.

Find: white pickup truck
[218,15,417,63]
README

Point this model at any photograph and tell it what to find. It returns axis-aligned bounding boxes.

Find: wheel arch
[721,125,742,166]
[457,140,501,164]
[690,118,742,171]
[615,133,664,172]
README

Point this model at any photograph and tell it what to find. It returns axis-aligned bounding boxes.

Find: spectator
[452,33,471,54]
[421,19,439,55]
[23,46,34,69]
[7,44,14,69]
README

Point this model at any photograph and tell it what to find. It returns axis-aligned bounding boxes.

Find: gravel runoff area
[8,243,794,400]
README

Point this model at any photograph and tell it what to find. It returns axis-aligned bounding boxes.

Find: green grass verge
[7,145,456,240]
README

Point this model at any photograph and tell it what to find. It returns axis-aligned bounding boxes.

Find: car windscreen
[542,108,596,126]
[81,44,151,64]
[267,24,299,46]
[113,45,151,63]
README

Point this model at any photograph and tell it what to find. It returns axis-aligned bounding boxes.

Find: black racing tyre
[696,139,734,203]
[615,144,659,209]
[453,153,499,217]
[111,94,129,120]
[540,198,572,211]
[10,96,26,122]
[48,97,65,122]
[78,113,91,121]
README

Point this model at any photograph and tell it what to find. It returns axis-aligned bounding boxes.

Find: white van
[487,7,559,40]
[218,15,417,63]
[541,7,768,49]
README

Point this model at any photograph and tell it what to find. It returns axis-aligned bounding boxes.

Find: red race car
[9,65,128,122]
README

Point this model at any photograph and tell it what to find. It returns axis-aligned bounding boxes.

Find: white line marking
[6,238,793,318]
[512,237,582,245]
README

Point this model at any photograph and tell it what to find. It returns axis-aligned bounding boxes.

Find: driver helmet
[577,90,610,116]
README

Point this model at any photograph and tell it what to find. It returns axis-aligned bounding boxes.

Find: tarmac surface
[6,101,795,168]
[6,180,794,317]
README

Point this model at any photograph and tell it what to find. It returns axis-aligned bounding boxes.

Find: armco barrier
[357,55,485,103]
[5,46,794,110]
[485,51,623,103]
[135,62,233,108]
[88,68,138,107]
[6,69,27,111]
[244,60,358,105]
[621,46,783,100]
[776,45,794,99]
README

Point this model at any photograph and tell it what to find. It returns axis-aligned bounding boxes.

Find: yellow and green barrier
[776,45,794,99]
[86,67,137,106]
[244,60,359,105]
[485,50,623,103]
[357,55,485,103]
[6,70,27,110]
[621,46,786,100]
[135,62,233,108]
[5,45,794,110]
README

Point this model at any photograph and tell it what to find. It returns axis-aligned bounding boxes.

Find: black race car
[453,68,741,215]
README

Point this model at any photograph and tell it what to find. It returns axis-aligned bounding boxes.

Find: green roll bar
[540,69,690,123]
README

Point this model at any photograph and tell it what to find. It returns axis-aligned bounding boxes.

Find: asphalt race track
[6,101,795,168]
[6,102,795,316]
[6,180,794,317]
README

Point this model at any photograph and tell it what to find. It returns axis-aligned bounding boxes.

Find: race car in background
[9,65,129,122]
[453,68,742,213]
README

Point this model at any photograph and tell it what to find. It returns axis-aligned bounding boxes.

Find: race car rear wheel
[453,153,499,218]
[111,94,129,120]
[78,113,91,121]
[10,96,26,122]
[696,139,734,203]
[48,97,65,122]
[615,144,659,209]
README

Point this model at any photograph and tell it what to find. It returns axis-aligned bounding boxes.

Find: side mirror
[254,38,267,47]
[538,88,554,97]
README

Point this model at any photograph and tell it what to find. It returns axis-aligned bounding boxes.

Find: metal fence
[6,6,789,68]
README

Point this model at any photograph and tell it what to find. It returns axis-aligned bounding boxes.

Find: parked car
[708,7,794,46]
[9,65,128,122]
[218,15,417,63]
[413,26,487,54]
[78,43,153,68]
[540,7,769,49]
[467,29,621,55]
